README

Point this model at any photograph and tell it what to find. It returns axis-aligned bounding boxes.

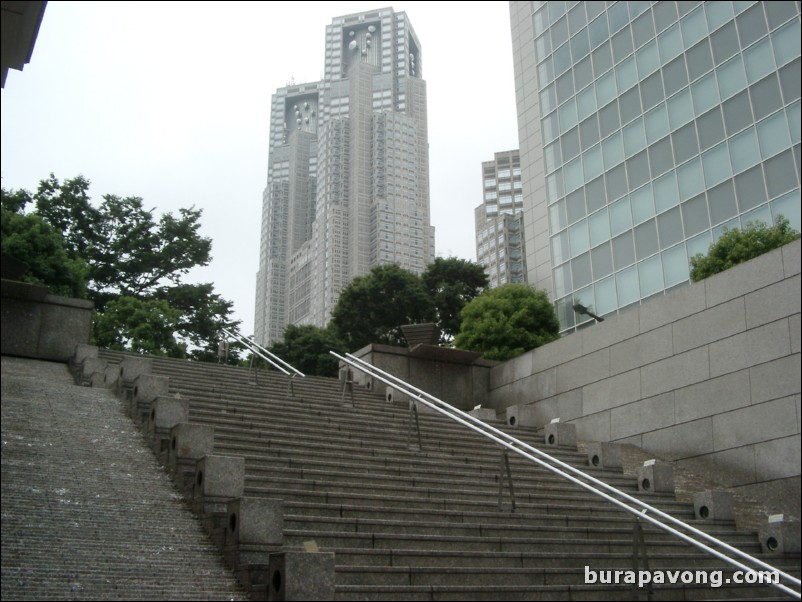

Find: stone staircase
[0,355,247,601]
[81,347,801,601]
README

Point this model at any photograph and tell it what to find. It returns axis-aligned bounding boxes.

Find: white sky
[1,1,520,337]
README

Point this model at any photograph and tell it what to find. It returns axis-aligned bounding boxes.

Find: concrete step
[91,350,799,601]
[282,515,757,549]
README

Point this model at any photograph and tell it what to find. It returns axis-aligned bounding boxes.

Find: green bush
[689,217,799,282]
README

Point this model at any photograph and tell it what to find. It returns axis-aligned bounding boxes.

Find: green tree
[422,257,488,342]
[330,264,436,351]
[454,284,559,361]
[268,324,348,377]
[690,217,800,282]
[2,175,238,360]
[1,190,89,298]
[155,283,242,363]
[93,296,184,356]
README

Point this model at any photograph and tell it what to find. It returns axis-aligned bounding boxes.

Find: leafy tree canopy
[268,324,348,378]
[330,264,436,351]
[93,296,184,357]
[454,283,559,361]
[1,198,89,298]
[422,257,488,342]
[1,175,239,361]
[690,216,800,282]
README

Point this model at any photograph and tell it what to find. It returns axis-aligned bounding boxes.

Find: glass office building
[511,1,801,332]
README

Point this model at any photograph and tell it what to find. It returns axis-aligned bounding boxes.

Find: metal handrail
[332,351,801,600]
[221,328,305,377]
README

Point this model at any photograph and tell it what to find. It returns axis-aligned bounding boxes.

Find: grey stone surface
[0,356,245,601]
[573,409,612,442]
[693,490,735,521]
[79,357,107,383]
[610,392,676,440]
[782,238,801,278]
[674,371,751,424]
[704,246,784,308]
[749,353,801,405]
[531,330,582,373]
[671,297,746,355]
[103,364,119,389]
[791,314,802,354]
[586,442,622,470]
[712,397,798,451]
[169,423,215,462]
[194,455,245,500]
[226,497,283,546]
[37,295,93,361]
[73,344,98,364]
[709,319,792,378]
[543,421,576,449]
[468,407,497,421]
[638,461,675,494]
[639,282,706,333]
[582,369,641,415]
[677,446,758,488]
[759,516,801,554]
[641,418,715,460]
[1,291,93,362]
[555,347,610,392]
[527,367,556,400]
[609,324,673,375]
[117,356,152,388]
[641,347,709,398]
[505,404,539,428]
[579,308,640,355]
[745,274,801,329]
[267,551,335,601]
[133,373,170,404]
[149,396,189,430]
[753,435,802,481]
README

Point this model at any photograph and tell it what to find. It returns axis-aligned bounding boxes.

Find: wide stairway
[95,349,799,600]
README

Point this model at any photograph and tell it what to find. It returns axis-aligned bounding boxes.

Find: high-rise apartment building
[474,150,527,287]
[255,8,435,344]
[511,1,801,332]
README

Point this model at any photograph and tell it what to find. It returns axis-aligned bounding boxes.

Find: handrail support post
[498,450,516,513]
[631,518,652,601]
[407,401,422,451]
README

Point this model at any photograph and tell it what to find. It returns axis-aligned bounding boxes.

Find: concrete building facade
[510,1,801,332]
[474,150,527,287]
[255,8,435,344]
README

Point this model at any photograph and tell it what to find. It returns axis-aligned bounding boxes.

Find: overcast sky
[1,1,519,336]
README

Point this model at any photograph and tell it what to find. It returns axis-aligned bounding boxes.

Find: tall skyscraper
[474,150,527,287]
[511,1,801,332]
[254,8,435,344]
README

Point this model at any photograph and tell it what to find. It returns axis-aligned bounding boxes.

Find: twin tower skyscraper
[254,8,434,345]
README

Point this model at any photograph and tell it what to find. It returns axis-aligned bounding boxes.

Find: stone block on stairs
[693,490,735,522]
[193,455,245,515]
[168,423,215,488]
[116,356,152,396]
[759,514,801,554]
[587,441,623,470]
[267,550,335,601]
[148,396,189,453]
[505,404,538,427]
[224,498,284,568]
[129,373,169,425]
[543,419,577,449]
[638,460,675,494]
